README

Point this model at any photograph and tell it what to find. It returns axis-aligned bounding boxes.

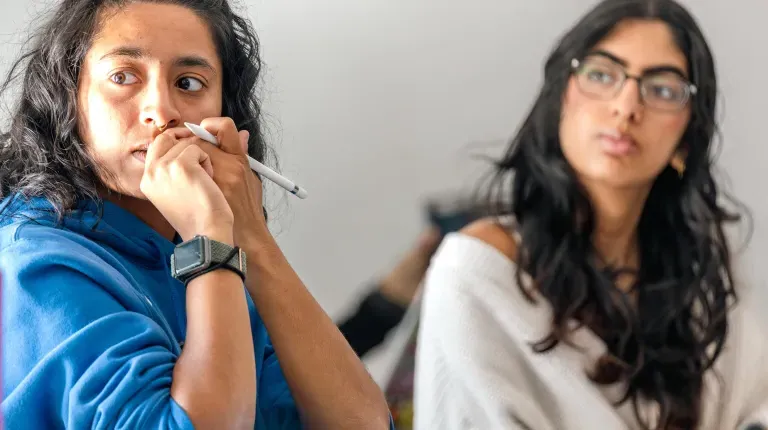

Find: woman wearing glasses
[414,0,767,429]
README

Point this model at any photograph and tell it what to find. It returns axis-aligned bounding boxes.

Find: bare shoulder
[460,217,518,261]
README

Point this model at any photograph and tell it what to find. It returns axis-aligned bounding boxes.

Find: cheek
[644,111,690,158]
[78,85,135,160]
[560,81,599,153]
[179,92,223,124]
[90,87,135,131]
[657,113,689,140]
[193,81,224,120]
[213,90,223,116]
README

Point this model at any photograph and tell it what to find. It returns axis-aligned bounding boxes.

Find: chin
[94,162,148,199]
[577,166,651,190]
[590,174,653,191]
[101,182,148,202]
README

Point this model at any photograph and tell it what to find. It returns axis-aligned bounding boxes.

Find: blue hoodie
[0,196,301,429]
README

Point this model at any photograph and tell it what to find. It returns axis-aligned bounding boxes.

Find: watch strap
[210,239,247,275]
[172,236,247,284]
[183,246,246,286]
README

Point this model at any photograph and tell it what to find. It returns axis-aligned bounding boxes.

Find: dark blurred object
[426,193,488,236]
[743,423,767,430]
[338,288,409,357]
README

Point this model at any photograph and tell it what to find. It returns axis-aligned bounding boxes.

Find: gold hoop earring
[670,155,686,178]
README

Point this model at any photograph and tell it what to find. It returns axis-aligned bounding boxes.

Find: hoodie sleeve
[255,339,303,428]
[1,234,194,430]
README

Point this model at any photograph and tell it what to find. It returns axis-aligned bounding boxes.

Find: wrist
[187,265,243,287]
[184,227,234,247]
[239,225,278,261]
[239,230,290,295]
[377,279,413,307]
[205,230,235,247]
[172,233,245,285]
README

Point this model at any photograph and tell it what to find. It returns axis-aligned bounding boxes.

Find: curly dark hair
[0,0,269,221]
[483,0,746,428]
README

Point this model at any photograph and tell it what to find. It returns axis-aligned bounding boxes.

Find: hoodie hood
[0,194,177,269]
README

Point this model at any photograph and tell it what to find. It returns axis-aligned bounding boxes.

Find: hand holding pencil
[185,122,308,199]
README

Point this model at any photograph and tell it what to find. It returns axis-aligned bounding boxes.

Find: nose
[139,79,181,133]
[611,78,644,123]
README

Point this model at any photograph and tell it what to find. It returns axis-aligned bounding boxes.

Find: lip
[598,129,637,156]
[130,140,152,163]
[131,142,151,152]
[132,150,147,163]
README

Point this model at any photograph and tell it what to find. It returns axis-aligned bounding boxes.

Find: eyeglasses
[570,56,697,112]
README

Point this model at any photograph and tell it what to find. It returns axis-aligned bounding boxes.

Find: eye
[585,68,616,85]
[650,85,676,100]
[109,71,139,85]
[177,76,205,92]
[644,76,686,102]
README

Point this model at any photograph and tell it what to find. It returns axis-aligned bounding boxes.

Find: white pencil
[185,122,308,199]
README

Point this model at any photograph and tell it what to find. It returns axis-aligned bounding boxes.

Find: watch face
[174,238,208,275]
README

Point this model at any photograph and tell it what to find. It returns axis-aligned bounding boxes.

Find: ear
[669,145,688,177]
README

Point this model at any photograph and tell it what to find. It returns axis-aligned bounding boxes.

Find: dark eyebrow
[588,49,689,79]
[173,56,218,76]
[99,46,146,61]
[98,46,218,76]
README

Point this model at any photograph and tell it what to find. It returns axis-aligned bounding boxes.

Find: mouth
[132,150,147,162]
[598,130,637,156]
[131,142,151,163]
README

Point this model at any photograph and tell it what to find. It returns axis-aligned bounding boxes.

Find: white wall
[2,0,766,384]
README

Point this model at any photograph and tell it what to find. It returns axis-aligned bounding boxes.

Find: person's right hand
[140,131,235,244]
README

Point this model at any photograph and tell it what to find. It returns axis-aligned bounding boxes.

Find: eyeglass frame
[569,56,698,112]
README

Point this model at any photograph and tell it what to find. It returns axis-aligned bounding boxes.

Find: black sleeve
[337,287,408,358]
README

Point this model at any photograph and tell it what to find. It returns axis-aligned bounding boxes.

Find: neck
[585,184,650,270]
[102,190,176,241]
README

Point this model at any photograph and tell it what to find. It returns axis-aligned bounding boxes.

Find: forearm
[171,268,256,429]
[244,234,390,429]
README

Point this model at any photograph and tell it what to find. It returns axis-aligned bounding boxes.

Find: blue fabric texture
[0,196,302,429]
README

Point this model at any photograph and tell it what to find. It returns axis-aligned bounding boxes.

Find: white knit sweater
[414,233,768,430]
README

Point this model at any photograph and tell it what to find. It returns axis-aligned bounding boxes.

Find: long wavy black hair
[484,0,744,428]
[0,0,269,221]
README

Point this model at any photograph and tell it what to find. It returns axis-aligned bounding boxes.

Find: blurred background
[1,0,767,386]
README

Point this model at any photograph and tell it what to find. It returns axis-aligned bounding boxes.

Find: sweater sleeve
[337,288,407,357]
[1,236,194,429]
[413,235,560,430]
